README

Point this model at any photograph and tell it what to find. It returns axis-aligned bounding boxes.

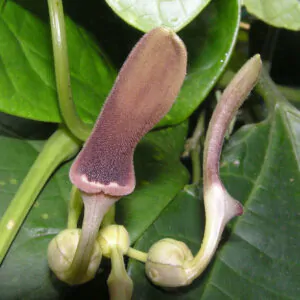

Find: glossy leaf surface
[129,100,300,299]
[105,0,211,32]
[0,1,115,124]
[158,0,240,126]
[0,0,240,128]
[244,0,300,30]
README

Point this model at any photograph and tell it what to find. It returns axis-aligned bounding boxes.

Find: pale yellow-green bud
[145,238,194,287]
[98,225,130,258]
[47,229,102,285]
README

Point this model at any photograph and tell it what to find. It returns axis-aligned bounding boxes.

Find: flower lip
[69,27,187,196]
[70,172,135,196]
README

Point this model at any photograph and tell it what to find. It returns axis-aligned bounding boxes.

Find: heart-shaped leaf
[0,0,240,129]
[158,0,240,126]
[105,0,212,32]
[0,1,116,124]
[244,0,300,31]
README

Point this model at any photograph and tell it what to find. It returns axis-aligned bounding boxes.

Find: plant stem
[107,247,133,300]
[126,247,148,263]
[185,55,262,281]
[66,192,118,284]
[102,205,116,227]
[0,128,81,264]
[191,148,201,185]
[182,111,205,185]
[47,0,92,141]
[67,186,83,229]
[191,112,205,184]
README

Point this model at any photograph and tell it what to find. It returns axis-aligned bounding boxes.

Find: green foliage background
[0,0,299,299]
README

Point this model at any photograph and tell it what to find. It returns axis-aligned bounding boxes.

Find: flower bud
[47,229,102,285]
[98,225,130,258]
[145,238,194,287]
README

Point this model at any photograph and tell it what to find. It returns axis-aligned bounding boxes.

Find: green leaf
[129,102,300,298]
[209,102,300,299]
[105,0,212,32]
[244,0,300,30]
[0,1,116,123]
[0,0,239,128]
[158,0,240,127]
[0,118,189,298]
[107,0,240,128]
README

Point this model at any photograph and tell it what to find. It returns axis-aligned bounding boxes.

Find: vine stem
[182,111,205,185]
[67,186,83,229]
[126,247,148,263]
[47,0,92,141]
[102,205,116,227]
[0,128,81,264]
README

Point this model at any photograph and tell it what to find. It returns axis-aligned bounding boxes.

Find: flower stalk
[107,247,133,300]
[64,193,119,284]
[185,54,262,281]
[97,225,133,299]
[67,186,83,229]
[146,55,262,287]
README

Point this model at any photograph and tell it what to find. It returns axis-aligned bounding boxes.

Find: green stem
[108,247,133,300]
[67,187,116,230]
[102,205,116,227]
[67,185,83,229]
[47,0,92,141]
[191,146,201,185]
[182,111,205,184]
[0,128,81,264]
[126,247,148,263]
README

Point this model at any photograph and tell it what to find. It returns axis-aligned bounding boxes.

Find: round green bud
[98,225,130,258]
[47,229,102,285]
[145,238,194,287]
